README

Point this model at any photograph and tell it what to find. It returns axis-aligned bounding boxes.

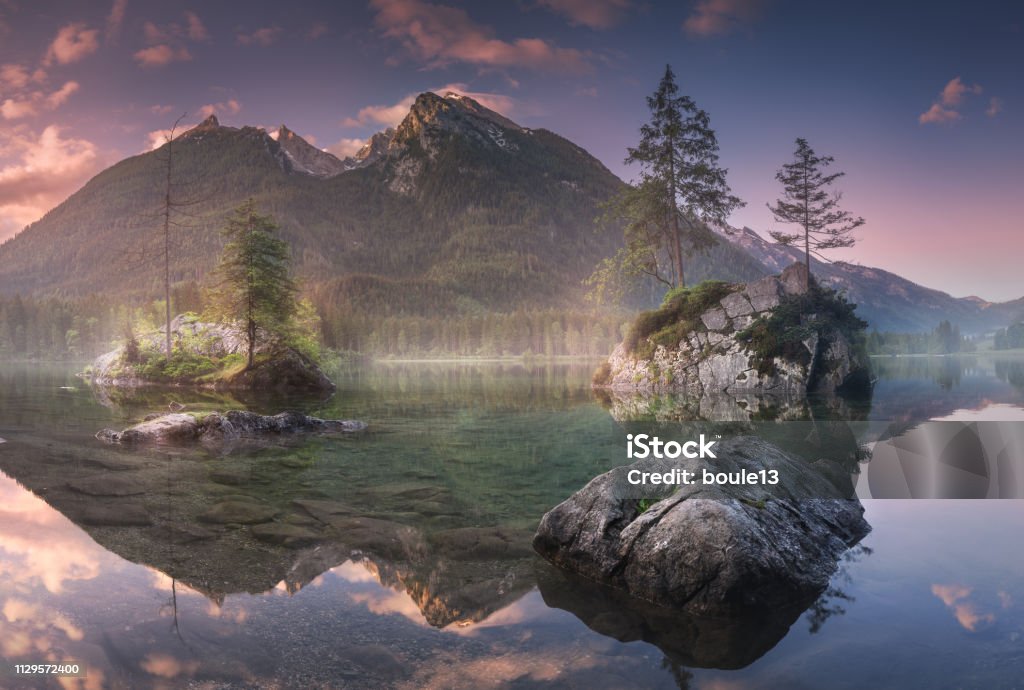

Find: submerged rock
[533,436,870,616]
[96,410,367,446]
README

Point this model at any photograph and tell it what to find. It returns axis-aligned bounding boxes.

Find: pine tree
[768,138,865,282]
[625,64,743,288]
[214,199,298,369]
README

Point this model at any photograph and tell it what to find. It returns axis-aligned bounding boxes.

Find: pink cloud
[136,12,207,67]
[0,81,81,120]
[106,0,128,43]
[134,44,192,67]
[44,80,79,108]
[986,97,1003,117]
[919,77,990,125]
[536,0,632,30]
[342,95,416,128]
[0,126,102,240]
[343,84,519,128]
[308,22,329,40]
[918,102,961,125]
[326,137,366,158]
[930,584,996,632]
[198,99,241,118]
[236,26,282,47]
[0,63,31,89]
[684,0,761,36]
[370,0,591,73]
[940,76,982,106]
[44,23,100,66]
[185,11,209,41]
[150,104,176,115]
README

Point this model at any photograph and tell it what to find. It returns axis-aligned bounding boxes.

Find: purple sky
[0,0,1021,299]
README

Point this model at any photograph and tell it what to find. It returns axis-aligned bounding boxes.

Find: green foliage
[737,282,868,376]
[592,360,612,386]
[994,323,1024,351]
[866,321,979,355]
[623,65,744,288]
[135,348,217,383]
[623,280,737,359]
[213,200,299,367]
[768,138,864,270]
[637,497,660,513]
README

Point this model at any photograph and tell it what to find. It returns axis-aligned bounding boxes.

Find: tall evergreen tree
[626,64,743,288]
[768,138,865,282]
[214,199,298,369]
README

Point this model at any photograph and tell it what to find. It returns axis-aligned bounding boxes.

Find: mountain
[274,124,347,178]
[0,91,757,312]
[0,91,1018,336]
[714,226,1023,334]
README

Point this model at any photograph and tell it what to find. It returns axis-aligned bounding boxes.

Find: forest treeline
[0,290,628,361]
[865,320,978,355]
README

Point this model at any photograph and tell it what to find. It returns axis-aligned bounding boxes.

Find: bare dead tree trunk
[161,115,186,359]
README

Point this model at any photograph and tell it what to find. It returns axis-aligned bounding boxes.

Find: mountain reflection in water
[0,358,1021,688]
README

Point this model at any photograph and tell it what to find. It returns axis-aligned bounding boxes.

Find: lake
[0,357,1022,689]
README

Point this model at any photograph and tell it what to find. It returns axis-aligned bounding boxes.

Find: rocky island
[88,314,335,393]
[96,410,367,446]
[593,263,872,401]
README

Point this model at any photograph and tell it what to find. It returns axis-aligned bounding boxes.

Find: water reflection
[0,361,1022,688]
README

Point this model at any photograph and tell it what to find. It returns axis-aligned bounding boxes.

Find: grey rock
[744,276,782,312]
[595,263,871,402]
[697,352,751,393]
[67,475,147,496]
[720,292,754,318]
[533,436,870,616]
[250,522,323,546]
[200,500,279,524]
[780,262,811,295]
[101,413,200,445]
[76,503,153,527]
[700,308,729,331]
[96,411,367,446]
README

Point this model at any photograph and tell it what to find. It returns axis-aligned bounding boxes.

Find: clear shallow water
[0,357,1022,689]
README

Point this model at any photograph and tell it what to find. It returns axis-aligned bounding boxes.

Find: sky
[0,0,1021,300]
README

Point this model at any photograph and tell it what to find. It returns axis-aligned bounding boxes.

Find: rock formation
[597,263,871,401]
[96,410,366,446]
[533,436,870,616]
[89,314,335,392]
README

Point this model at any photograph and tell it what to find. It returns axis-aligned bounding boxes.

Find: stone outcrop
[89,314,335,392]
[533,436,870,616]
[599,263,870,400]
[96,410,367,446]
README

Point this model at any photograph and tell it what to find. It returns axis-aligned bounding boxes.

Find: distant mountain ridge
[713,225,1023,333]
[0,91,1019,334]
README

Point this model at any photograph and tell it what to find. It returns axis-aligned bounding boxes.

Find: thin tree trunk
[247,318,255,369]
[668,148,684,288]
[803,160,811,289]
[163,133,173,359]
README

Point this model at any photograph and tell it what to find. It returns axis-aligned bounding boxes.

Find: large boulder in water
[533,436,870,616]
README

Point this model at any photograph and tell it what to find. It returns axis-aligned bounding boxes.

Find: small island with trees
[88,199,333,393]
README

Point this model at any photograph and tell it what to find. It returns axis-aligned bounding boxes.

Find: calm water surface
[0,357,1022,689]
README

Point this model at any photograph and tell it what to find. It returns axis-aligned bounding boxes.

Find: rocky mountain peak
[342,128,395,170]
[273,125,346,178]
[195,114,220,130]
